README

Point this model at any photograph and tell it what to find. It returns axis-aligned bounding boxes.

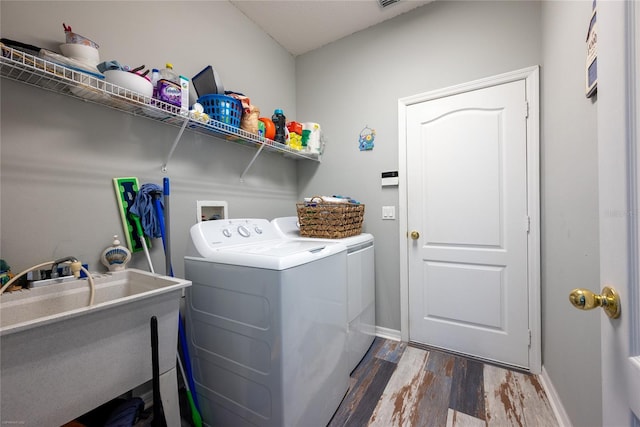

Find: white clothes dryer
[271,216,375,374]
[184,219,349,427]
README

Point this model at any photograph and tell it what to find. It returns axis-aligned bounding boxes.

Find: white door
[400,68,540,371]
[589,2,640,425]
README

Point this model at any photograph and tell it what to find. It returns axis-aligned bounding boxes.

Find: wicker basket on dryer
[296,196,365,239]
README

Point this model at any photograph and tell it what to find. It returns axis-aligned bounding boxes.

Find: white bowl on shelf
[104,70,153,99]
[59,43,100,66]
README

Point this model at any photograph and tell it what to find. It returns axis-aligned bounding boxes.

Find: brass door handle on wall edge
[569,286,621,319]
[410,231,420,240]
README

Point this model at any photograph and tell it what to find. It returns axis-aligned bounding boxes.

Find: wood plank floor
[329,337,558,427]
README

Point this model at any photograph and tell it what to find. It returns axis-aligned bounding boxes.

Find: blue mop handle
[154,179,197,413]
[153,194,172,276]
[179,312,200,411]
[163,177,172,277]
[154,198,166,251]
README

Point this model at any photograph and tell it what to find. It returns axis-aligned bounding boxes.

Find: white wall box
[197,201,228,222]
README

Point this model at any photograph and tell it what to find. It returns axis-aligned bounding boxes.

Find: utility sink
[1,268,189,334]
[0,268,191,426]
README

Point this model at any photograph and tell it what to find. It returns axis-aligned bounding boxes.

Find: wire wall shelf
[0,44,320,176]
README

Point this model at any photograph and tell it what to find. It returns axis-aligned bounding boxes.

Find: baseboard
[375,326,401,341]
[539,366,572,427]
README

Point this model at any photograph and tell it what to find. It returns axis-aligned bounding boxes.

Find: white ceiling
[229,0,434,56]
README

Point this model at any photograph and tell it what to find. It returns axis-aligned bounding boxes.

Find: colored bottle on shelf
[287,121,303,150]
[179,75,190,116]
[272,109,286,144]
[157,63,181,107]
[159,63,179,83]
[150,68,160,99]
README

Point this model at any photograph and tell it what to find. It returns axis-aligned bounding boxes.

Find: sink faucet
[50,256,81,278]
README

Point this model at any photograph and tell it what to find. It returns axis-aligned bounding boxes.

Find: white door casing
[597,1,640,425]
[399,67,541,373]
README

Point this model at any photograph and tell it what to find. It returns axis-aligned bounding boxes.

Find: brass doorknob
[410,231,420,240]
[569,286,621,319]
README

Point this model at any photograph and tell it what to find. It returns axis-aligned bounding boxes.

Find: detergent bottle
[272,109,286,144]
[157,63,181,107]
[159,63,179,83]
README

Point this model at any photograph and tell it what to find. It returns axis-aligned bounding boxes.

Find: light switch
[382,206,396,220]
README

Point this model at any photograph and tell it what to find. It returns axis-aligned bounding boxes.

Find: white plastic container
[179,75,190,116]
[150,68,160,98]
[104,70,153,99]
[59,43,100,66]
[303,122,322,154]
[159,63,179,83]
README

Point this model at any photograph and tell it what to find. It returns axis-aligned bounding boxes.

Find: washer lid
[223,239,334,256]
[186,238,347,270]
[271,216,374,248]
[271,216,302,238]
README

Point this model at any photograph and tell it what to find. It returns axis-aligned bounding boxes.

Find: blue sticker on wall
[359,126,375,151]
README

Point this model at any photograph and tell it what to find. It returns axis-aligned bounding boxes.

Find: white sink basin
[1,268,189,334]
[0,268,191,426]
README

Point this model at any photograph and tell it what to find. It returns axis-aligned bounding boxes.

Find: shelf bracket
[162,117,190,173]
[240,143,267,182]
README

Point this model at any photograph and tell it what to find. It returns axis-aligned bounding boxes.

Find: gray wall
[296,0,542,333]
[540,2,602,426]
[0,1,603,424]
[0,1,299,278]
[296,1,602,424]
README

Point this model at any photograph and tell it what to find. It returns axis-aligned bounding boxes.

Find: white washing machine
[184,219,349,427]
[271,216,375,374]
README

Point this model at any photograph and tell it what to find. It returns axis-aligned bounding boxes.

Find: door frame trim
[598,2,640,421]
[397,66,541,373]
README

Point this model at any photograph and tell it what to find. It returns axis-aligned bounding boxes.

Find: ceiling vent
[378,0,401,8]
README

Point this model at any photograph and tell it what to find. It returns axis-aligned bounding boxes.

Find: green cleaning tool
[130,213,155,273]
[178,353,202,427]
[113,177,147,253]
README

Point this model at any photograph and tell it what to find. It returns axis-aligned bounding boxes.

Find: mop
[150,184,172,277]
[129,183,164,274]
[130,183,163,241]
[151,177,202,422]
[131,179,201,424]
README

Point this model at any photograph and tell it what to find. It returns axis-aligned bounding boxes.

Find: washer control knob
[222,228,232,238]
[237,225,250,237]
[254,226,263,234]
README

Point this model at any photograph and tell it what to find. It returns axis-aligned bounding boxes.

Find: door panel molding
[398,66,541,373]
[597,1,640,423]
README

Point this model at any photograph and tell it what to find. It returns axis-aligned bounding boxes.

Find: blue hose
[178,312,200,411]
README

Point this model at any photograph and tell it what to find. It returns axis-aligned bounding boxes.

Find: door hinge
[525,215,531,233]
[528,329,532,347]
[525,101,529,118]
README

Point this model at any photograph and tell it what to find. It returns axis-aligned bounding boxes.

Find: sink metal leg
[159,367,181,427]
